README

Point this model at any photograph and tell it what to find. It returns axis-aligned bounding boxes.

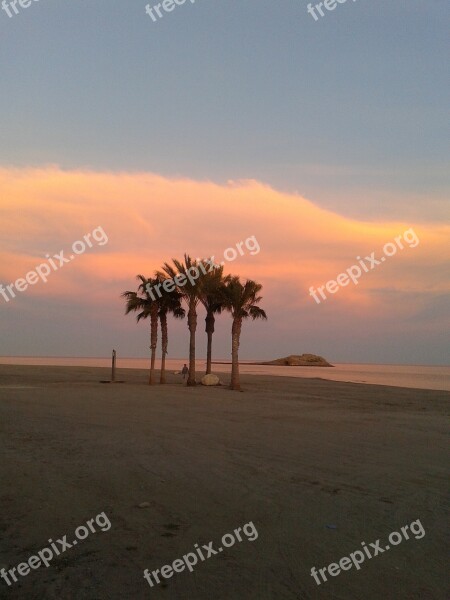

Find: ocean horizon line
[0,355,448,368]
[0,354,450,369]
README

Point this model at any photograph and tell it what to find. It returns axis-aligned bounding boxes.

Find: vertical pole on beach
[112,349,116,382]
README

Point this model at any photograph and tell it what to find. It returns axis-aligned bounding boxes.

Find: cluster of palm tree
[122,254,267,390]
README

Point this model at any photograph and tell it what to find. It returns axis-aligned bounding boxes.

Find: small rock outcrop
[265,354,332,367]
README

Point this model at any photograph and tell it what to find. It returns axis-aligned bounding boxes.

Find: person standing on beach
[181,364,189,380]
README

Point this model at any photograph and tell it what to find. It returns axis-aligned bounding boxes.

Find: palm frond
[222,277,268,320]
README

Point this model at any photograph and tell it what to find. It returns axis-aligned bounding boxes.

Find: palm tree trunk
[205,311,215,374]
[230,317,242,390]
[160,311,168,384]
[187,302,197,386]
[149,306,158,385]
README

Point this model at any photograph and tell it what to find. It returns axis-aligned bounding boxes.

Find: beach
[0,365,448,599]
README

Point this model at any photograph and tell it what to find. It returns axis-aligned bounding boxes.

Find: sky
[0,0,448,364]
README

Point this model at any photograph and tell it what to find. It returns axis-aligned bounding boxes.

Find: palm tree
[122,275,159,385]
[156,276,185,384]
[223,277,267,391]
[160,254,201,386]
[197,264,229,375]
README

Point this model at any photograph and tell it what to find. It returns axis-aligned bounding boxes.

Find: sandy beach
[0,365,448,599]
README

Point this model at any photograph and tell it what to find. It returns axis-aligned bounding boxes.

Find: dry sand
[0,365,448,600]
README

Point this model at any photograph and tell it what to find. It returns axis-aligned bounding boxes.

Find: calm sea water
[0,357,449,391]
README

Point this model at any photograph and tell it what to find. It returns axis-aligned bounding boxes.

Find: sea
[0,357,449,392]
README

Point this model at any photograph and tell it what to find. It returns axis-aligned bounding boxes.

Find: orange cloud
[0,166,448,320]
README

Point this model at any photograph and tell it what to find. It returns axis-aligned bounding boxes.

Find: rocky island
[262,354,333,367]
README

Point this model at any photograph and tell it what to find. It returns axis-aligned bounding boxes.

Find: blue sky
[1,0,448,219]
